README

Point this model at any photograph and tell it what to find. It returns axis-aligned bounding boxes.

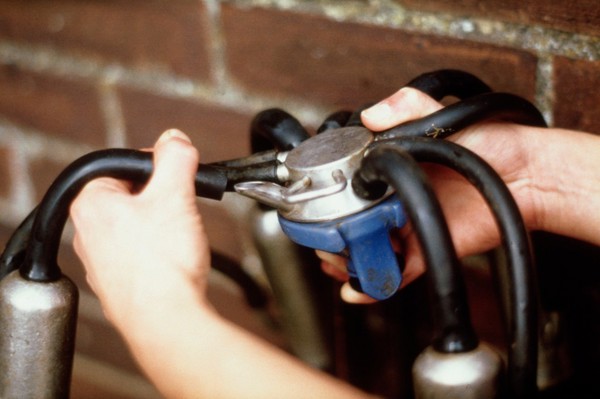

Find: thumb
[145,129,200,198]
[361,87,443,131]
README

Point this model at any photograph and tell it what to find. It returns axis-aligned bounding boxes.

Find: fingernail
[361,102,392,123]
[159,129,191,144]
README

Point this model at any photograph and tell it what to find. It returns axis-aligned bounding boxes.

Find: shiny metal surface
[0,270,78,399]
[236,126,384,222]
[537,311,572,390]
[412,344,503,399]
[251,207,331,370]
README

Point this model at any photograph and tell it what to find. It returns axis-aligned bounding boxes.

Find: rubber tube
[353,145,479,353]
[21,149,229,282]
[376,92,547,141]
[0,207,37,280]
[405,69,492,101]
[345,103,375,128]
[215,161,281,191]
[250,108,310,153]
[316,110,352,133]
[209,149,278,168]
[376,137,537,398]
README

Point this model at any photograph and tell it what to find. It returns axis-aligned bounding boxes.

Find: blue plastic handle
[278,196,407,300]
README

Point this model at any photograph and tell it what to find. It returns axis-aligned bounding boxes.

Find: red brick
[554,57,600,134]
[222,6,538,111]
[398,0,600,36]
[0,146,11,199]
[118,87,254,162]
[0,1,211,80]
[29,156,72,203]
[0,65,106,146]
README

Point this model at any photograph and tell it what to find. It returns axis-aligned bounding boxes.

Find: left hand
[71,129,212,331]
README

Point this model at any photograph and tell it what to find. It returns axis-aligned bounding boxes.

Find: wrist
[110,272,214,343]
[528,127,600,245]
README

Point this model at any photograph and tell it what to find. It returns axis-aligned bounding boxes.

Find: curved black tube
[21,149,231,281]
[353,145,478,353]
[345,103,375,128]
[377,92,547,141]
[406,69,492,101]
[250,108,310,153]
[377,137,537,398]
[316,110,353,133]
[0,207,37,280]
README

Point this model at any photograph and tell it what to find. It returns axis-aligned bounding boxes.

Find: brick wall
[0,0,598,397]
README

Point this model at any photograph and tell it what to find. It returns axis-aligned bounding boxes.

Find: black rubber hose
[376,92,547,141]
[214,161,281,191]
[316,110,353,133]
[0,207,37,280]
[353,145,479,353]
[405,69,492,101]
[345,103,375,127]
[20,149,230,282]
[209,149,278,168]
[0,208,269,310]
[376,137,537,399]
[250,108,310,153]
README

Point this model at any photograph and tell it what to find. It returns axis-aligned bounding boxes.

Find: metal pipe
[0,270,78,399]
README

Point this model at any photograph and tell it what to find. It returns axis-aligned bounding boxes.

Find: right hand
[318,87,544,303]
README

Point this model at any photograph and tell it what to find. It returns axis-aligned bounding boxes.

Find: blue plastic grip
[278,196,407,300]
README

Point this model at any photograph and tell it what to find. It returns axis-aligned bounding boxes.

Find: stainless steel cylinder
[412,343,503,399]
[251,206,331,370]
[0,270,78,399]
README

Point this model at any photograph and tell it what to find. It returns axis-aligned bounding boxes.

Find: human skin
[71,129,376,399]
[70,89,600,396]
[319,87,600,303]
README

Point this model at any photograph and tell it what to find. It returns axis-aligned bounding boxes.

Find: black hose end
[345,103,376,127]
[317,110,353,133]
[352,171,388,201]
[250,108,309,152]
[195,165,228,200]
[432,326,479,353]
[20,259,62,282]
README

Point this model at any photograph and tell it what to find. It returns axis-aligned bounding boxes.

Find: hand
[71,129,212,330]
[318,87,543,303]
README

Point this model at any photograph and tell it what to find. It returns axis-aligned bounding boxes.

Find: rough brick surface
[0,146,11,199]
[0,65,106,146]
[0,0,211,80]
[118,87,253,162]
[28,156,72,203]
[222,6,538,110]
[554,57,600,134]
[398,0,600,36]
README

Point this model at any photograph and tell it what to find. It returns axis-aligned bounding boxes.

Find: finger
[340,282,378,304]
[315,250,349,281]
[361,87,443,131]
[320,260,349,282]
[145,129,200,199]
[315,250,347,270]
